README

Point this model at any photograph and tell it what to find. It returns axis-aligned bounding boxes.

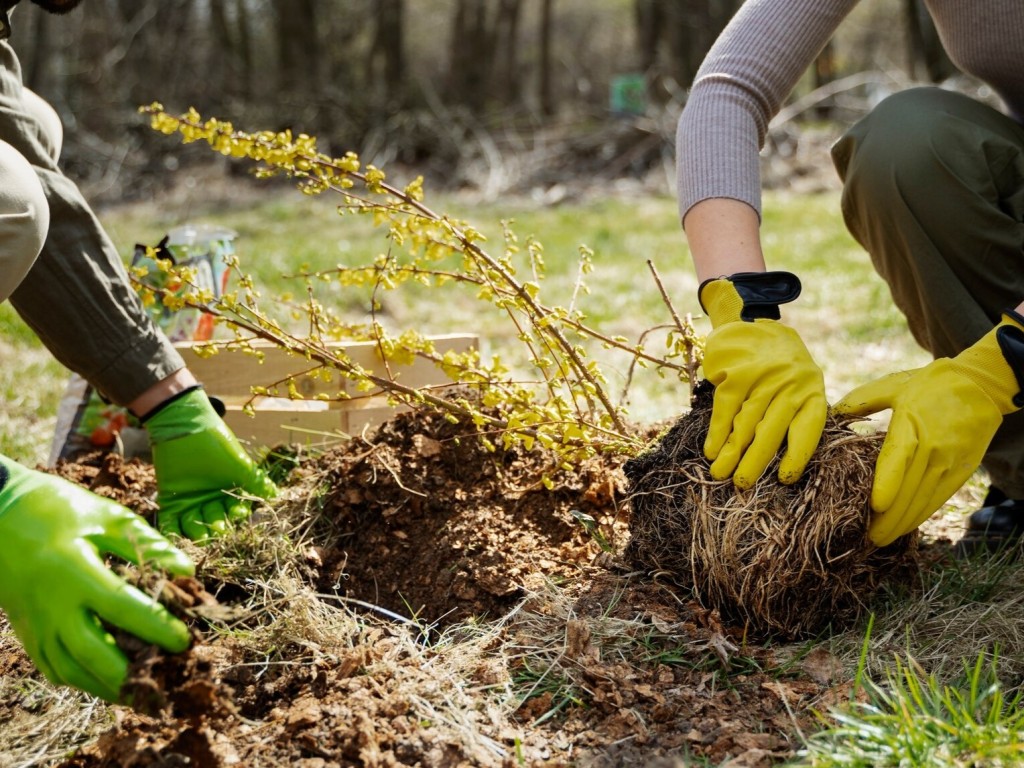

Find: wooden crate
[175,334,477,450]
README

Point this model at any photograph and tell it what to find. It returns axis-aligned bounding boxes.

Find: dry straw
[625,382,918,638]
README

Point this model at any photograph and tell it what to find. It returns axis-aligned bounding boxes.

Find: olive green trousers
[0,40,183,406]
[832,86,1024,498]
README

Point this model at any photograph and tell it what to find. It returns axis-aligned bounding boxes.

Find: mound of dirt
[301,406,627,625]
[624,382,919,638]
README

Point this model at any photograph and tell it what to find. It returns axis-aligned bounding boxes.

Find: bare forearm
[682,198,766,283]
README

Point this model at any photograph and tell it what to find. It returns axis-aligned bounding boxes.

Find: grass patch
[0,305,67,464]
[797,651,1024,767]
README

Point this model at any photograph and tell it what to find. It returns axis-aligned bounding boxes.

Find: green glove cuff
[698,271,802,327]
[145,387,276,540]
[950,312,1024,416]
[143,386,221,445]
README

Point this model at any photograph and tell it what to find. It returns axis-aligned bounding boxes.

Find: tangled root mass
[625,382,917,638]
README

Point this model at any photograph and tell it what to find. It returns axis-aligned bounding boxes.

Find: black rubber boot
[958,486,1024,556]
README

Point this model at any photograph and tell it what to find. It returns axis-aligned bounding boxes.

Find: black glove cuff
[998,311,1024,408]
[138,385,226,422]
[698,271,802,321]
[138,384,205,423]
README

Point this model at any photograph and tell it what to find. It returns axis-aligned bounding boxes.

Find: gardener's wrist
[128,368,200,420]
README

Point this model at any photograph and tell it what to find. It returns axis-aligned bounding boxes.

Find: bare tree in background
[494,0,523,104]
[368,0,406,104]
[447,0,524,111]
[539,0,555,115]
[0,0,941,197]
[272,0,321,100]
[634,0,742,100]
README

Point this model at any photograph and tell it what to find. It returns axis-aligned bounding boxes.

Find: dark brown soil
[0,405,921,767]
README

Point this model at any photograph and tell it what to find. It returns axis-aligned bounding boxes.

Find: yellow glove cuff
[697,271,802,329]
[950,312,1024,416]
[699,280,746,327]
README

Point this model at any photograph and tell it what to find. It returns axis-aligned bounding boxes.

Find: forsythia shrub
[139,103,703,465]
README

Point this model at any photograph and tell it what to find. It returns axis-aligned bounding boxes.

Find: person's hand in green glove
[144,387,277,541]
[699,271,829,488]
[0,455,194,702]
[834,311,1024,547]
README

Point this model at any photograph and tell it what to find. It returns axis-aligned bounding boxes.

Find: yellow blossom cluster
[138,104,701,464]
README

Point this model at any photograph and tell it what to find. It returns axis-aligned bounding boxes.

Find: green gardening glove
[144,387,277,541]
[0,455,194,702]
[699,271,828,488]
[835,312,1024,546]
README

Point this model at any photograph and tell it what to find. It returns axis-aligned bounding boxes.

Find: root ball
[625,382,917,638]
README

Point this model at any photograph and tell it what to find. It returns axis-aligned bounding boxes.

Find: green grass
[0,303,67,463]
[796,650,1024,767]
[2,185,931,466]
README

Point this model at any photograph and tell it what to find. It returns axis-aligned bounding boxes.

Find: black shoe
[958,488,1024,556]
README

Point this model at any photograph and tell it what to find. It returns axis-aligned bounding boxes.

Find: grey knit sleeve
[676,0,859,224]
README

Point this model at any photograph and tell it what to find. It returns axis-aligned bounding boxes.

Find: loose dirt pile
[0,401,924,767]
[625,382,918,638]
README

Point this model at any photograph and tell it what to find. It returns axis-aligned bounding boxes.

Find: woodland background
[9,0,961,203]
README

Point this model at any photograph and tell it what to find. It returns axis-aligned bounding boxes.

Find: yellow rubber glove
[834,312,1024,546]
[699,272,828,488]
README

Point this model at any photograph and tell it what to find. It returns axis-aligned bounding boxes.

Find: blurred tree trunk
[634,0,661,75]
[494,0,523,103]
[368,0,405,103]
[812,39,836,117]
[446,0,523,110]
[208,0,242,99]
[234,0,254,99]
[904,0,956,82]
[272,0,320,98]
[539,0,555,115]
[636,0,742,95]
[447,0,494,110]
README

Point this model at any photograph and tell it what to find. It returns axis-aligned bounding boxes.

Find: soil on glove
[1,405,935,767]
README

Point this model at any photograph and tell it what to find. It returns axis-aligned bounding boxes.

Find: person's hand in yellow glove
[0,455,194,702]
[143,387,277,542]
[834,311,1024,547]
[699,271,828,488]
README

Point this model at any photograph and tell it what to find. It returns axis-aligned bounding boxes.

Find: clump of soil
[303,404,626,625]
[624,382,918,638]
[114,576,238,721]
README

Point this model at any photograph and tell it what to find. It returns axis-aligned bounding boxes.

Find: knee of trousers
[831,87,982,209]
[22,87,63,163]
[0,140,49,303]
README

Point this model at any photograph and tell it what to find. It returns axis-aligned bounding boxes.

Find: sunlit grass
[8,186,930,464]
[0,304,66,464]
[796,650,1024,767]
